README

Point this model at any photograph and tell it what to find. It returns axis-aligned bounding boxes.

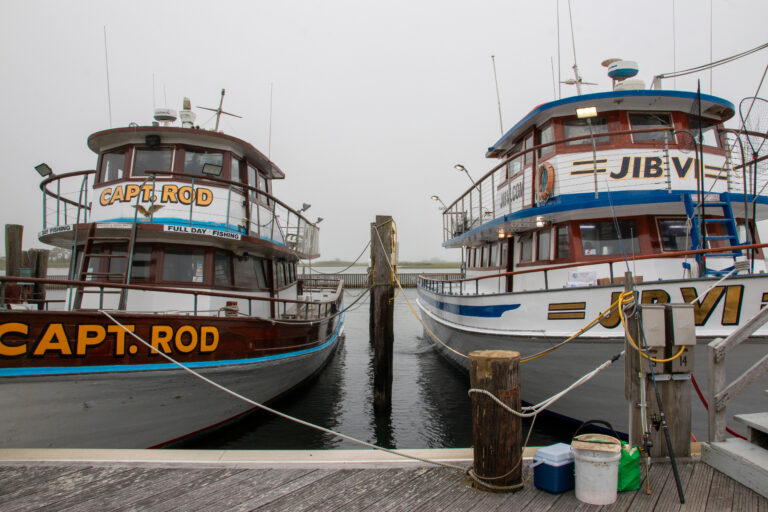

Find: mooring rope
[98,309,468,473]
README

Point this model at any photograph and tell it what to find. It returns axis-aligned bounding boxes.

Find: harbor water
[175,284,573,450]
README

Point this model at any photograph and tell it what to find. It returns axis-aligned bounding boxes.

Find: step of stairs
[735,412,768,449]
[702,438,768,498]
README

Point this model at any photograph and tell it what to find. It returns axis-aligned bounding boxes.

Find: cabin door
[506,237,514,292]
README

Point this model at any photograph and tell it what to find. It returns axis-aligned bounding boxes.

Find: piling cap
[571,433,621,453]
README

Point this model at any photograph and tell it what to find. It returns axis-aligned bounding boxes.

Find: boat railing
[39,170,321,258]
[418,242,768,295]
[0,275,343,321]
[440,127,768,243]
[707,303,768,442]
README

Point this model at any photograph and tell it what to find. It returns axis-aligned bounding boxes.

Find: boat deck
[0,449,764,511]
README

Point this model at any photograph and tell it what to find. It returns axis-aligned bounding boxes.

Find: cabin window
[234,255,268,289]
[183,149,223,176]
[658,218,689,251]
[507,142,523,178]
[538,123,554,158]
[520,234,532,261]
[500,241,508,269]
[132,147,173,177]
[537,229,551,260]
[490,243,499,267]
[214,250,233,286]
[579,220,640,256]
[129,246,153,281]
[104,245,152,281]
[230,155,242,181]
[162,248,205,283]
[556,225,571,259]
[100,150,126,183]
[258,173,270,204]
[688,116,720,148]
[564,117,609,146]
[629,113,674,143]
[524,133,535,165]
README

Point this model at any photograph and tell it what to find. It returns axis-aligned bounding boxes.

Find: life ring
[537,161,555,201]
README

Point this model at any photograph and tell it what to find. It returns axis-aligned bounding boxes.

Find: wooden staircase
[701,303,768,498]
[702,411,768,498]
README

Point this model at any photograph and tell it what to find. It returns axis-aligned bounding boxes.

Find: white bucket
[571,433,621,505]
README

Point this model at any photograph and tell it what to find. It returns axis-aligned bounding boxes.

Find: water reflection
[176,288,570,450]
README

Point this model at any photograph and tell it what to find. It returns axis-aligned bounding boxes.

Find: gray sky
[1,0,767,262]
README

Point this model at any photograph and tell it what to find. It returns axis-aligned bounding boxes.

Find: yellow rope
[519,295,622,363]
[618,291,687,363]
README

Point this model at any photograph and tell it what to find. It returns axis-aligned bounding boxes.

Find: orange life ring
[537,161,555,201]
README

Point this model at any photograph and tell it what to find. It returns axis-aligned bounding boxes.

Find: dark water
[176,288,572,450]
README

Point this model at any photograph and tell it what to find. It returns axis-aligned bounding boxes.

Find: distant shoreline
[307,261,459,269]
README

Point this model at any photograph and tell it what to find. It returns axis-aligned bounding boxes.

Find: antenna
[564,0,592,95]
[491,55,504,136]
[268,83,273,159]
[198,89,243,132]
[103,26,113,128]
[556,0,561,99]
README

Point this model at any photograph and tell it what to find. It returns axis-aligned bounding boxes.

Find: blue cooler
[533,443,575,493]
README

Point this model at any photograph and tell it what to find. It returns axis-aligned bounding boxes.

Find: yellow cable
[618,291,688,363]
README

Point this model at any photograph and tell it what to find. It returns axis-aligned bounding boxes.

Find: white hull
[417,277,768,437]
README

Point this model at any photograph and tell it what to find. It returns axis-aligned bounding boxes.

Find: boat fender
[537,161,555,201]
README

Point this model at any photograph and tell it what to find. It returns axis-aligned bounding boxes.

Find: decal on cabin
[547,302,586,320]
[99,184,214,207]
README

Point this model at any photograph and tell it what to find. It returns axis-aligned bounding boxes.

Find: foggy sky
[1,0,766,262]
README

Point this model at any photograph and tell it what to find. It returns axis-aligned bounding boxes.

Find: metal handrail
[0,275,343,319]
[418,242,768,292]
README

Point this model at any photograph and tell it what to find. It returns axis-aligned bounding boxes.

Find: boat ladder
[72,221,138,310]
[683,192,744,276]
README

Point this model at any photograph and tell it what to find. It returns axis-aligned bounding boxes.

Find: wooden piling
[4,224,23,277]
[371,215,394,411]
[469,350,522,491]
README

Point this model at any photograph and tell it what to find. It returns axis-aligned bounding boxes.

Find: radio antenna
[491,55,504,136]
[268,82,273,159]
[198,89,243,132]
[103,26,113,128]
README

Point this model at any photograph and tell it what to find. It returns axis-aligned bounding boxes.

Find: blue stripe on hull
[419,293,519,317]
[0,312,344,377]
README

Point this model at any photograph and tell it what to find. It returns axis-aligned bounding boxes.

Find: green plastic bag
[618,442,641,492]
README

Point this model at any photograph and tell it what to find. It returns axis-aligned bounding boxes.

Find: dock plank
[704,469,735,511]
[0,456,765,511]
[678,462,713,512]
[179,468,323,512]
[0,465,132,511]
[254,469,362,511]
[126,467,250,512]
[40,466,176,512]
[71,467,226,512]
[310,467,430,512]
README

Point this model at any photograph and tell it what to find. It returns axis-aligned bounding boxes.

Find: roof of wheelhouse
[87,126,285,179]
[486,89,736,158]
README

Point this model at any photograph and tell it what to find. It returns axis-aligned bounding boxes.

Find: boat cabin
[441,87,767,293]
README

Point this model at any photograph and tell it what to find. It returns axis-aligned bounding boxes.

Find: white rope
[468,350,625,418]
[98,309,467,472]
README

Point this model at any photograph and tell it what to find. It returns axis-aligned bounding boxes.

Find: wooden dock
[0,448,765,511]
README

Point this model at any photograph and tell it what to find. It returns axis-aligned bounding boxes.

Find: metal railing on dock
[298,272,462,289]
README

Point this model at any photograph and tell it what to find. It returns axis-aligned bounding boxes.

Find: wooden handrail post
[469,350,522,491]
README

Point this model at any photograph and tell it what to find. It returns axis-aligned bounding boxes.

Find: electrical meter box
[666,304,695,373]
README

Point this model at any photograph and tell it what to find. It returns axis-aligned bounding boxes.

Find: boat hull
[417,278,768,438]
[0,311,343,448]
